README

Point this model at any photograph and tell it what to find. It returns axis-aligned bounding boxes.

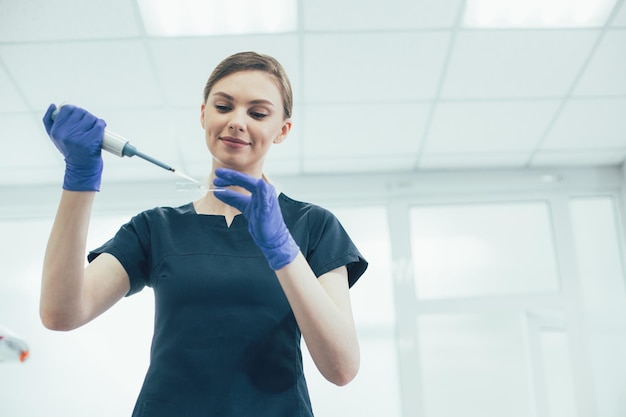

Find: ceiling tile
[542,98,626,150]
[0,0,140,42]
[302,0,462,31]
[1,41,162,111]
[171,107,212,167]
[418,152,529,169]
[0,63,28,112]
[0,2,623,188]
[611,1,626,27]
[99,107,180,165]
[441,30,600,99]
[303,32,450,102]
[0,113,63,176]
[574,30,626,96]
[302,103,431,161]
[424,100,560,153]
[150,35,300,107]
[530,149,626,167]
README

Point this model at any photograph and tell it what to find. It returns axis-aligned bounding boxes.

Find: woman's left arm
[211,168,360,385]
[275,253,359,386]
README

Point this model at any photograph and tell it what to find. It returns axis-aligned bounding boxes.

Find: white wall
[1,166,625,417]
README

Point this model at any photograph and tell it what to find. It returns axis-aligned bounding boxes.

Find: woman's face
[201,70,291,175]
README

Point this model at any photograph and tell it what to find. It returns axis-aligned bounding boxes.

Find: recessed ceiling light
[137,0,298,36]
[463,0,617,28]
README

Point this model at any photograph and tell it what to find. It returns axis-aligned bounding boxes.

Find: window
[410,201,559,299]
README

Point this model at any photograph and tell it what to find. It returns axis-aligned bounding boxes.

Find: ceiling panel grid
[0,0,624,187]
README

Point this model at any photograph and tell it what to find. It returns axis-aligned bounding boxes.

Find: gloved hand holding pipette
[43,103,203,190]
[43,103,106,191]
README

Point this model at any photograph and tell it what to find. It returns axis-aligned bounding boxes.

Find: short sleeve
[301,208,368,288]
[87,211,152,296]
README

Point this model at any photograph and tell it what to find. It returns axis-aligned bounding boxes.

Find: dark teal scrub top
[89,194,368,417]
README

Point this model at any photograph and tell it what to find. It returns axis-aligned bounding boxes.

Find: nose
[228,111,246,132]
[229,122,244,132]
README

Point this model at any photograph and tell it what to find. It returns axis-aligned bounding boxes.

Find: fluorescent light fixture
[463,0,617,28]
[138,0,297,36]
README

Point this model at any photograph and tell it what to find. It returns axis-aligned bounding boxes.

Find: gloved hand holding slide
[213,168,300,270]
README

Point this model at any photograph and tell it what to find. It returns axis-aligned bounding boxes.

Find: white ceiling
[1,0,625,187]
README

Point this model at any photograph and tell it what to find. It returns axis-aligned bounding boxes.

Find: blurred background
[1,0,625,416]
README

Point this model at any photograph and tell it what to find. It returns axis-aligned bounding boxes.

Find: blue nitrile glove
[43,103,106,191]
[213,168,300,270]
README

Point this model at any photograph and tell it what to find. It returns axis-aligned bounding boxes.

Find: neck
[194,191,238,217]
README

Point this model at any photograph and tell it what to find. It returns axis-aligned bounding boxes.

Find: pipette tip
[175,182,225,192]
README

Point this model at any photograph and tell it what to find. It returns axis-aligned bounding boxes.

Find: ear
[200,103,206,129]
[273,119,292,144]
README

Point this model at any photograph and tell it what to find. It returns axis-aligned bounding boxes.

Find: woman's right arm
[40,104,130,331]
[40,191,130,331]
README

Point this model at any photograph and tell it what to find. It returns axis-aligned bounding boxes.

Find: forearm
[275,253,360,386]
[40,190,95,330]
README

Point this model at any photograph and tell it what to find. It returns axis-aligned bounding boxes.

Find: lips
[219,136,251,147]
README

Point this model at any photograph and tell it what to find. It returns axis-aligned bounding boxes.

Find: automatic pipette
[50,106,203,187]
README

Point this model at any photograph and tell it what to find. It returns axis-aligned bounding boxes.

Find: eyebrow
[211,91,275,107]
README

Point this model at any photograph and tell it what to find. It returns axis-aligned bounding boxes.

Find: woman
[40,51,368,416]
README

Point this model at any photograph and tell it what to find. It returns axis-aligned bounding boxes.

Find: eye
[249,111,268,120]
[215,104,231,113]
